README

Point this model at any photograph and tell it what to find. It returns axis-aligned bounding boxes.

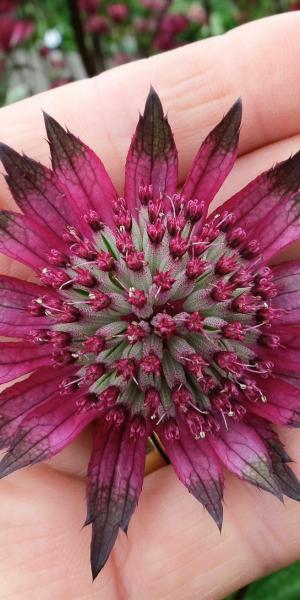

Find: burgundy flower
[0,89,300,578]
[0,15,34,52]
[78,0,99,14]
[0,0,19,13]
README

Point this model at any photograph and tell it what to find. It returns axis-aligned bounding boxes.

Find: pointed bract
[247,416,300,500]
[0,391,96,479]
[210,422,282,498]
[183,99,242,226]
[246,377,300,427]
[125,87,178,211]
[0,211,67,271]
[0,275,55,337]
[0,367,74,448]
[0,342,52,384]
[87,416,149,578]
[44,113,117,228]
[214,151,300,259]
[271,260,300,325]
[0,143,84,237]
[158,416,224,528]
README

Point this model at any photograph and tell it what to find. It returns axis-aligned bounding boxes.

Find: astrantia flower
[1,89,300,578]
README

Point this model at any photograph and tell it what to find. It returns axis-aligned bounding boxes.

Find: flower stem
[150,433,170,465]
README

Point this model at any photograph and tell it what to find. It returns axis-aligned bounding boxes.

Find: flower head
[1,88,300,578]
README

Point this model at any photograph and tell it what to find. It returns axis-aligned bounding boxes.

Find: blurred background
[0,0,299,106]
[0,1,300,598]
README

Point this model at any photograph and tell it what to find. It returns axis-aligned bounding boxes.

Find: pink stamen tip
[167,214,186,235]
[97,251,115,272]
[47,249,69,267]
[152,312,176,338]
[115,358,137,381]
[241,239,261,259]
[52,349,76,367]
[116,231,135,254]
[63,226,82,244]
[214,351,243,376]
[83,363,105,385]
[125,251,145,271]
[70,240,97,260]
[222,322,245,340]
[127,288,147,309]
[226,226,247,248]
[185,353,207,379]
[126,321,148,343]
[172,385,193,408]
[185,410,206,439]
[114,209,132,231]
[215,254,238,275]
[147,219,165,244]
[84,209,103,231]
[185,198,204,223]
[185,312,204,333]
[89,291,111,311]
[232,293,261,314]
[140,352,161,376]
[84,335,106,353]
[186,257,207,279]
[153,270,175,291]
[169,234,189,258]
[145,387,160,411]
[40,267,71,289]
[74,268,96,287]
[211,280,234,302]
[139,184,153,206]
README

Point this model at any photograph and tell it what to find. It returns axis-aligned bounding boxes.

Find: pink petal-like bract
[0,88,300,577]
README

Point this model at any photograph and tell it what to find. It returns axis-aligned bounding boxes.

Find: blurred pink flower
[85,14,109,34]
[0,0,19,13]
[139,0,168,9]
[161,13,189,34]
[187,3,207,25]
[0,16,34,52]
[107,3,128,23]
[133,16,152,34]
[78,0,99,14]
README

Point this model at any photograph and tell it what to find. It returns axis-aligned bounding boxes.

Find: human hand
[1,12,300,600]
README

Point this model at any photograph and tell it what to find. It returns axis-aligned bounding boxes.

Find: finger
[2,429,300,599]
[123,428,300,599]
[0,12,300,206]
[0,467,119,598]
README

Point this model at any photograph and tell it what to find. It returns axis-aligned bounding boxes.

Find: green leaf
[226,561,300,600]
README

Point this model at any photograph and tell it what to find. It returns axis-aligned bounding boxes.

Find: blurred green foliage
[225,560,300,599]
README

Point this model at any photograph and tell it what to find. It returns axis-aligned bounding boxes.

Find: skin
[0,12,300,600]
